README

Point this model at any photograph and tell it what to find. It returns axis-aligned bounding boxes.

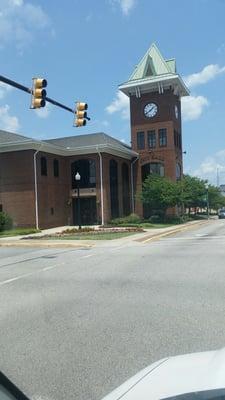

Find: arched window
[41,156,47,176]
[71,159,96,188]
[53,159,59,177]
[176,163,181,180]
[141,162,165,182]
[109,159,119,219]
[122,163,130,216]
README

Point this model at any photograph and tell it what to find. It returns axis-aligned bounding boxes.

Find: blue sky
[1,0,225,184]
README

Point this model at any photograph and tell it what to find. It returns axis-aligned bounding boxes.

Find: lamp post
[206,183,209,220]
[75,172,81,229]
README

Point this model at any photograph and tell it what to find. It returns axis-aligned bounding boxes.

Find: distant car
[218,209,225,219]
[101,348,225,400]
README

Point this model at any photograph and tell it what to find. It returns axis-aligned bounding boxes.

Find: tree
[140,174,180,217]
[208,185,225,210]
[179,175,206,214]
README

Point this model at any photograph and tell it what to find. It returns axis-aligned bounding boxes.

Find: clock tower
[119,43,189,217]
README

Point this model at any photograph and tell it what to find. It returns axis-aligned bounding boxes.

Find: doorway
[72,197,97,226]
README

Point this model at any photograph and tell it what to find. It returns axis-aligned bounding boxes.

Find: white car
[101,348,225,400]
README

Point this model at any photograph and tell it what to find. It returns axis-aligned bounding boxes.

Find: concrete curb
[0,240,93,248]
[0,219,212,248]
[138,220,211,244]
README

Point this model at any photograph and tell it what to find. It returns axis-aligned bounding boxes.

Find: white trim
[119,74,189,97]
[97,149,104,226]
[33,145,42,230]
[0,141,137,160]
[131,156,139,213]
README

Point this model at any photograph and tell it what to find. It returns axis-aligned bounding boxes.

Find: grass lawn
[0,228,40,237]
[45,231,140,240]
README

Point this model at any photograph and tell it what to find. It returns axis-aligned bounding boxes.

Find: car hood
[101,348,225,400]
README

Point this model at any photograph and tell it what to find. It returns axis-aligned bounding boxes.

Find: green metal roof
[166,59,176,73]
[129,43,176,81]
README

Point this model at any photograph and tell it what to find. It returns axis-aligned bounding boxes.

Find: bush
[189,214,208,220]
[148,215,162,223]
[163,215,183,224]
[0,212,13,232]
[109,213,142,226]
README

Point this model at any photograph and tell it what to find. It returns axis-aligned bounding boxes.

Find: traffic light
[74,102,88,127]
[31,78,47,109]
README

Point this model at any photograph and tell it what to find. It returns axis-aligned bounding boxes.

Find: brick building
[0,44,189,228]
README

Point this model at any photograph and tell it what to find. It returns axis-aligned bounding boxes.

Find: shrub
[109,213,142,226]
[148,215,162,223]
[0,212,13,232]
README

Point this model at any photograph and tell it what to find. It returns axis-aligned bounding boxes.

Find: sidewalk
[0,219,212,248]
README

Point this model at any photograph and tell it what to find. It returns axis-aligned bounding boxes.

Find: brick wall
[37,152,70,229]
[0,150,36,227]
[0,149,133,229]
[130,90,183,217]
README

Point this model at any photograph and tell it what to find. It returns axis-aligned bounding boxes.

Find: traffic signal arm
[0,75,90,125]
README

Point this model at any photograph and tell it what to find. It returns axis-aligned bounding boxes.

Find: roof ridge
[45,132,106,142]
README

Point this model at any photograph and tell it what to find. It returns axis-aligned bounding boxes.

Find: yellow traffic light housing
[31,78,47,109]
[74,102,88,127]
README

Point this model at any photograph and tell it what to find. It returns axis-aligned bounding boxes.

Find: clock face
[144,103,158,118]
[175,105,179,119]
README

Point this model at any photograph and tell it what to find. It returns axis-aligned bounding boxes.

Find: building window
[109,159,119,219]
[41,157,47,176]
[122,163,130,216]
[147,130,156,148]
[53,159,59,177]
[159,128,167,147]
[142,162,165,182]
[174,130,182,149]
[0,204,2,212]
[176,163,182,180]
[178,133,182,150]
[50,207,54,215]
[137,131,145,150]
[71,159,96,189]
[174,130,178,147]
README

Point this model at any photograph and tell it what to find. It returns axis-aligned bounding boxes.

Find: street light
[205,183,210,220]
[75,172,81,230]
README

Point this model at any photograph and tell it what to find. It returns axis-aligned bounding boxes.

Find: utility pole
[217,167,220,188]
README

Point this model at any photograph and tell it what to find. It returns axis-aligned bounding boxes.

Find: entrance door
[72,197,97,226]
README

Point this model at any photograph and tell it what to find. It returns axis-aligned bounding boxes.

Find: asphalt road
[0,219,225,400]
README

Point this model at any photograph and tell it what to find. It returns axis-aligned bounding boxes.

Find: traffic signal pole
[0,74,90,119]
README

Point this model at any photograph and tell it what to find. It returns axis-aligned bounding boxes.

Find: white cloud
[0,0,50,50]
[0,82,13,99]
[0,104,20,131]
[34,102,52,119]
[85,13,92,22]
[102,120,109,127]
[193,155,225,184]
[110,0,136,15]
[106,91,129,119]
[217,43,225,54]
[184,64,225,88]
[181,95,209,121]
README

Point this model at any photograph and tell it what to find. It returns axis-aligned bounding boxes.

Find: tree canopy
[140,174,180,216]
[140,173,225,216]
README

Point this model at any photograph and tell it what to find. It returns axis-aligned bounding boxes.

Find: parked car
[101,348,225,400]
[218,209,225,219]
